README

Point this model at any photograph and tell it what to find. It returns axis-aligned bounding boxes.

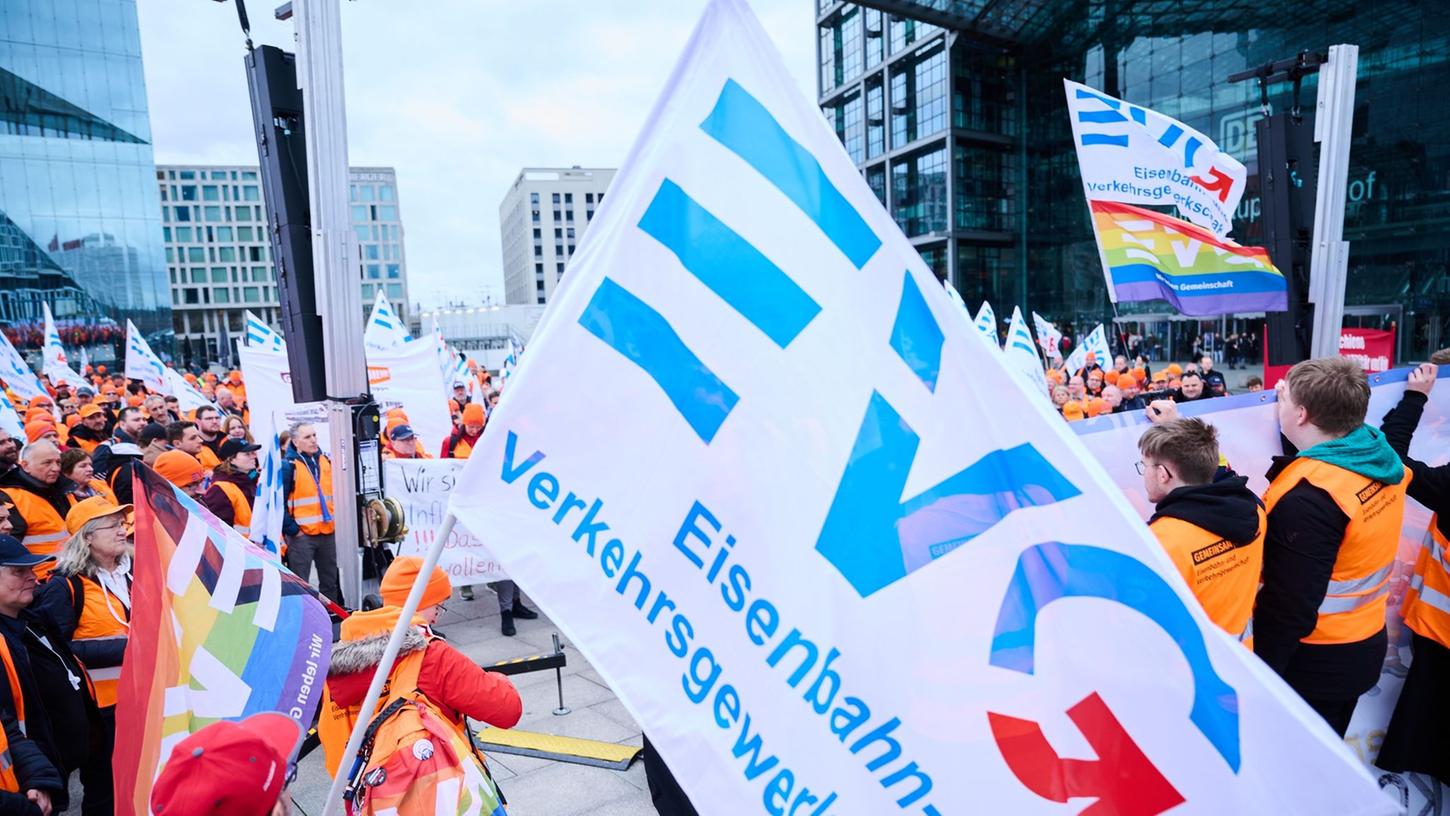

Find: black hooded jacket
[1149,474,1263,545]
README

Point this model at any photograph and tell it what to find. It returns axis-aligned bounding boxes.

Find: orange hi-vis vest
[1149,504,1266,644]
[318,608,434,777]
[443,433,476,460]
[197,445,221,473]
[1263,457,1411,645]
[8,488,71,581]
[0,638,22,792]
[287,454,334,536]
[1403,519,1450,649]
[217,481,253,537]
[64,574,129,708]
[72,437,100,455]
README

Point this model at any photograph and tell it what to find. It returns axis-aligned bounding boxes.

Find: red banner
[1262,327,1396,387]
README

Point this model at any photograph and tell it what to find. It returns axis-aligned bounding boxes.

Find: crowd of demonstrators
[1039,350,1260,423]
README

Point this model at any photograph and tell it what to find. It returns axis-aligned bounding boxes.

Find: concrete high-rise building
[818,0,1450,361]
[158,165,410,366]
[499,167,615,305]
[0,0,171,362]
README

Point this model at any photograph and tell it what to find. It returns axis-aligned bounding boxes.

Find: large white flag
[367,337,452,456]
[1064,78,1246,239]
[1003,307,1048,396]
[125,320,168,394]
[0,331,47,403]
[445,1,1391,813]
[363,290,411,352]
[41,304,84,387]
[244,310,285,351]
[1031,311,1062,361]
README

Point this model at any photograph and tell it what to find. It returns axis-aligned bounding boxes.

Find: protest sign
[384,459,506,586]
[368,337,452,455]
[1073,367,1450,812]
[115,466,331,816]
[447,1,1392,812]
[1340,328,1395,373]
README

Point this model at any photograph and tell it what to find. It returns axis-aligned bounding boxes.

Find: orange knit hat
[154,451,205,488]
[23,421,56,443]
[379,556,452,609]
[461,403,485,426]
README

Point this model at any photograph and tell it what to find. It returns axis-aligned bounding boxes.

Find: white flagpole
[320,512,458,816]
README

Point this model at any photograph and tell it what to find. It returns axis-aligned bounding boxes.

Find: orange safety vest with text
[1149,504,1266,645]
[0,638,22,792]
[1403,519,1450,649]
[287,454,335,536]
[1263,457,1411,645]
[8,489,71,581]
[217,481,253,537]
[64,574,129,708]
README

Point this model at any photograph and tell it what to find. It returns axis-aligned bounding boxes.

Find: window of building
[165,247,175,263]
[253,267,269,281]
[364,244,379,260]
[216,226,233,241]
[954,141,1014,232]
[357,184,376,202]
[187,247,205,263]
[202,185,220,201]
[551,193,561,206]
[174,206,191,222]
[362,284,374,300]
[215,288,231,304]
[867,165,887,206]
[218,247,235,262]
[190,268,206,283]
[243,186,260,201]
[378,206,398,221]
[366,264,381,280]
[241,171,257,180]
[249,247,264,262]
[244,287,260,303]
[888,15,938,55]
[184,289,200,304]
[866,79,885,158]
[238,226,254,241]
[891,146,948,237]
[180,186,197,201]
[889,45,947,148]
[533,245,542,257]
[210,267,228,283]
[351,205,368,222]
[843,92,864,163]
[386,283,402,298]
[386,264,400,279]
[840,7,862,83]
[380,184,395,201]
[176,227,192,242]
[865,9,884,68]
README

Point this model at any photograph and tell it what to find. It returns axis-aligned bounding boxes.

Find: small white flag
[41,304,84,387]
[363,290,411,352]
[125,319,169,394]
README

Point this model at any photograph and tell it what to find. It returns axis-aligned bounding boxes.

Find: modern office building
[499,167,616,305]
[421,303,545,372]
[817,0,1450,361]
[0,0,171,363]
[158,165,410,365]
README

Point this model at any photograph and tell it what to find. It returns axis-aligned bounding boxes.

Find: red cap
[150,712,301,816]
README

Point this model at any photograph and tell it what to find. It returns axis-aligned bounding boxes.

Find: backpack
[342,650,507,816]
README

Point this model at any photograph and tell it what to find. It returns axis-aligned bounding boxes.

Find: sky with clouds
[135,0,820,309]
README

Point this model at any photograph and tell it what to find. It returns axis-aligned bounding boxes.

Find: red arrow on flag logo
[988,692,1185,816]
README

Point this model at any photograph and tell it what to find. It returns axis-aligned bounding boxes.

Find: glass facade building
[0,0,171,362]
[819,0,1450,361]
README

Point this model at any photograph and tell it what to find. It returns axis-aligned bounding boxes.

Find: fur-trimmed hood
[329,626,428,676]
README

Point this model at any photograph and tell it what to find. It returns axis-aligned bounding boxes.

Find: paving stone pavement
[288,585,656,816]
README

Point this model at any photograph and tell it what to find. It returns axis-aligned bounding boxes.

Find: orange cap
[65,497,132,535]
[228,370,242,384]
[1061,401,1085,421]
[64,414,80,429]
[1089,397,1110,417]
[1045,368,1063,384]
[78,404,103,418]
[1103,370,1119,386]
[461,403,485,426]
[1166,363,1183,376]
[101,383,117,394]
[27,396,52,410]
[386,407,408,421]
[1130,367,1146,383]
[154,451,205,488]
[127,394,144,407]
[23,421,56,442]
[379,556,453,609]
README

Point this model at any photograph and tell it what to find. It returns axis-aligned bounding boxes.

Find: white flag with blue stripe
[1032,311,1063,361]
[0,390,21,438]
[166,368,219,416]
[974,300,998,344]
[431,316,453,389]
[41,304,84,387]
[443,1,1390,813]
[0,330,46,403]
[1003,306,1049,396]
[125,319,169,394]
[244,309,285,351]
[364,290,411,352]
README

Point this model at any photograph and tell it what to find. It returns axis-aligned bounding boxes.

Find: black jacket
[1253,452,1385,700]
[0,716,62,814]
[0,472,74,544]
[1381,390,1450,538]
[1150,474,1263,544]
[64,425,106,452]
[89,428,137,483]
[0,611,93,810]
[201,468,257,528]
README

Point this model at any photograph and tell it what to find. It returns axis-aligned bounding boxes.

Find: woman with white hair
[33,497,132,816]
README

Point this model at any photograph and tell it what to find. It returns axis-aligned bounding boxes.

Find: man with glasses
[1137,400,1264,644]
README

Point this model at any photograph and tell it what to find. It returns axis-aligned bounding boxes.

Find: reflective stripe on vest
[8,489,69,581]
[1404,519,1450,649]
[1263,456,1410,646]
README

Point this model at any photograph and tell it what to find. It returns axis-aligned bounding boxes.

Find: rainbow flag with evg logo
[1090,200,1287,316]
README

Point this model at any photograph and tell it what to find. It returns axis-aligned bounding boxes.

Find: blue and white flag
[166,368,219,416]
[500,337,522,384]
[1064,323,1113,375]
[244,310,285,351]
[431,316,453,389]
[0,390,21,438]
[0,330,47,403]
[1003,306,1048,395]
[249,432,286,556]
[445,1,1391,813]
[974,300,998,344]
[364,290,411,352]
[41,304,84,387]
[125,320,168,394]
